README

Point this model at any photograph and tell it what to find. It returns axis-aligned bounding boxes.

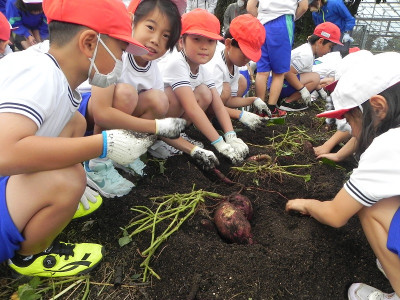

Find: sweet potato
[213,201,253,244]
[227,193,253,221]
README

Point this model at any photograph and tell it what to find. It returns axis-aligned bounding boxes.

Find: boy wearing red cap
[276,22,343,112]
[160,8,249,167]
[205,14,270,130]
[0,0,158,277]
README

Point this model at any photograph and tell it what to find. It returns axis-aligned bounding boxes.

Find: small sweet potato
[227,193,253,221]
[214,201,253,244]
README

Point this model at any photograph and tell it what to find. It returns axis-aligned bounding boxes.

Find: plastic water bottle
[325,95,335,125]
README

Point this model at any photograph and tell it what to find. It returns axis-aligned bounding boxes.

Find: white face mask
[237,0,244,7]
[88,34,123,88]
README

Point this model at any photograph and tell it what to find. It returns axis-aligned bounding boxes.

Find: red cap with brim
[181,8,222,40]
[43,0,148,56]
[314,22,343,46]
[0,12,10,40]
[229,14,265,62]
[324,80,337,93]
[316,108,350,119]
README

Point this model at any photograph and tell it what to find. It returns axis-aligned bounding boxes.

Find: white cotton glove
[79,186,99,210]
[238,111,265,130]
[101,130,156,165]
[224,131,249,161]
[299,86,312,106]
[317,88,328,101]
[190,146,219,170]
[253,97,272,118]
[342,33,354,43]
[155,118,187,139]
[212,136,241,164]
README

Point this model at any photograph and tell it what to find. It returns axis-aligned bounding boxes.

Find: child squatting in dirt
[286,52,400,300]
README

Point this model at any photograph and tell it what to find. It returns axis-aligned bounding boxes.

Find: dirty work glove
[238,111,265,130]
[317,88,328,101]
[79,186,100,210]
[190,146,219,170]
[212,136,241,164]
[224,131,249,161]
[100,130,156,165]
[155,118,187,139]
[299,86,312,106]
[253,97,272,118]
[342,33,354,43]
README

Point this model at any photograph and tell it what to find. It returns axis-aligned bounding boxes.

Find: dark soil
[0,104,392,299]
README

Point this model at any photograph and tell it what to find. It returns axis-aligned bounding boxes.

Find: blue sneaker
[84,159,134,198]
[114,157,147,177]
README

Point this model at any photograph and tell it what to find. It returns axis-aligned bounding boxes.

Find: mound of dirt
[0,104,392,299]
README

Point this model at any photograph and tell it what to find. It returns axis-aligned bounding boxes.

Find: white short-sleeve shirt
[291,43,314,74]
[257,0,298,24]
[313,51,342,79]
[160,50,215,91]
[118,52,164,93]
[344,127,400,207]
[204,43,239,96]
[0,51,81,137]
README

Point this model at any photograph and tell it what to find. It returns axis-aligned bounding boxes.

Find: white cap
[317,52,400,119]
[334,50,373,81]
[22,0,43,3]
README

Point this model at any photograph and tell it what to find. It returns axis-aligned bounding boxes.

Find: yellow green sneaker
[8,242,104,277]
[73,187,103,219]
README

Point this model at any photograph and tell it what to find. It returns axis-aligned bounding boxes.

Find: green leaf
[304,174,311,182]
[320,157,337,168]
[118,235,132,247]
[18,284,41,300]
[28,277,41,289]
[131,273,142,280]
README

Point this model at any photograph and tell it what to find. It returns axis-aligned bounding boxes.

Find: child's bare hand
[313,145,330,157]
[285,199,310,215]
[27,35,37,46]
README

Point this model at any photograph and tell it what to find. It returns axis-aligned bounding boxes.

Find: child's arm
[285,66,312,104]
[285,188,363,228]
[0,113,154,175]
[39,13,49,40]
[314,130,351,157]
[174,86,220,142]
[246,0,258,17]
[316,136,357,162]
[91,85,185,138]
[295,0,308,21]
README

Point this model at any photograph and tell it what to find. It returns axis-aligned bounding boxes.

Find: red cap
[181,8,222,40]
[349,47,360,53]
[323,80,338,93]
[0,12,10,41]
[128,0,186,16]
[313,22,343,46]
[43,0,148,55]
[229,14,265,62]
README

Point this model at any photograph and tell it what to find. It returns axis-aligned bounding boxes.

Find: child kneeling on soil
[80,0,188,199]
[0,0,157,277]
[286,52,400,300]
[275,22,343,112]
[205,14,272,129]
[159,8,249,166]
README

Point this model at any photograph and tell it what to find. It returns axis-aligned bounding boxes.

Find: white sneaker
[148,140,182,159]
[113,157,147,177]
[180,132,204,148]
[84,159,134,198]
[348,283,399,300]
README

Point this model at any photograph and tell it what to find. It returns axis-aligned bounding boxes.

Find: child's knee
[194,85,212,108]
[51,164,86,204]
[113,83,138,114]
[140,90,169,118]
